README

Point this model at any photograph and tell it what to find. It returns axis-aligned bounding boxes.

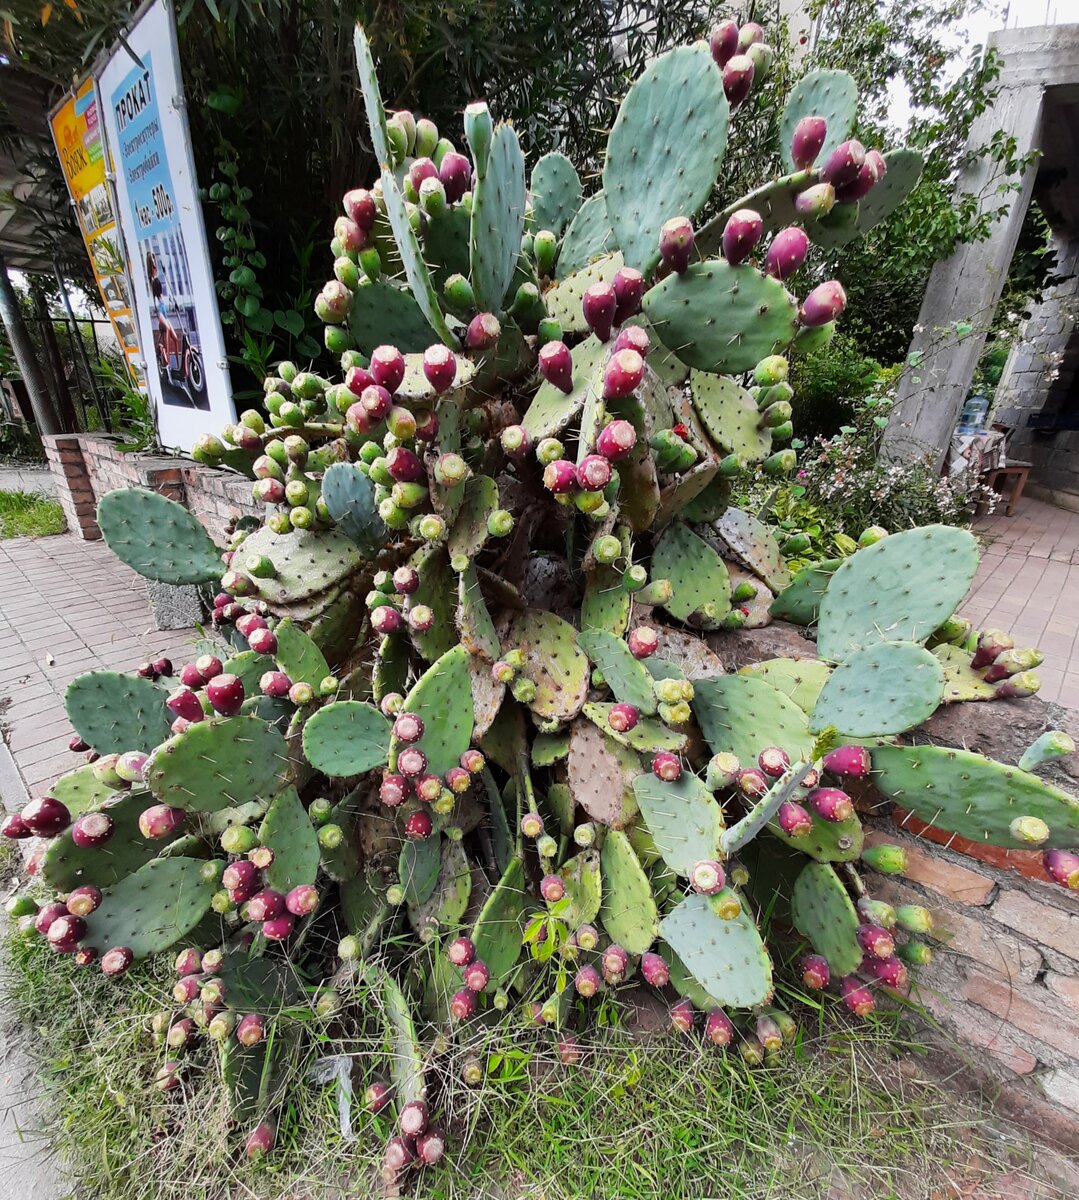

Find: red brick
[960,971,1079,1058]
[1045,973,1079,1011]
[921,990,1038,1076]
[892,806,1055,885]
[864,830,996,905]
[992,888,1079,962]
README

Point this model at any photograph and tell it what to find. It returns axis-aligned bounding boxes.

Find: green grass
[0,490,67,538]
[2,925,1046,1200]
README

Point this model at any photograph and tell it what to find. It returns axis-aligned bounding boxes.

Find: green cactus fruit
[660,893,772,1008]
[790,861,861,975]
[97,488,222,584]
[65,671,172,756]
[809,641,945,737]
[1018,730,1076,773]
[599,830,659,954]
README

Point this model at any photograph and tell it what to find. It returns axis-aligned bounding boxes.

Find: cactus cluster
[6,20,1077,1180]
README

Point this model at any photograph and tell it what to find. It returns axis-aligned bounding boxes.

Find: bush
[787,332,887,441]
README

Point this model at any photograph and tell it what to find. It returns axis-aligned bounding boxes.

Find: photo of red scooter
[155,294,205,400]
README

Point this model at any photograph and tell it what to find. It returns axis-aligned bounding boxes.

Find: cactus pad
[353,25,390,165]
[233,525,362,606]
[470,123,527,313]
[651,522,732,628]
[390,644,474,778]
[508,609,589,722]
[567,718,642,829]
[223,650,275,696]
[932,643,996,703]
[581,559,633,636]
[530,151,582,237]
[400,832,443,906]
[769,560,841,625]
[814,149,924,248]
[259,786,320,894]
[448,475,500,561]
[408,837,472,938]
[722,761,816,855]
[273,618,330,690]
[599,830,659,954]
[648,626,724,681]
[381,971,426,1107]
[558,849,602,929]
[583,703,686,753]
[65,671,172,756]
[555,193,616,279]
[779,69,858,174]
[470,856,524,985]
[1018,730,1076,774]
[395,352,477,405]
[578,629,658,714]
[726,563,775,629]
[690,372,772,463]
[871,744,1079,848]
[302,701,390,777]
[632,771,723,876]
[49,765,119,819]
[643,260,799,376]
[817,526,979,662]
[348,279,436,354]
[521,334,606,442]
[544,253,624,334]
[693,674,814,765]
[713,507,791,593]
[458,565,502,662]
[97,488,221,584]
[790,861,861,975]
[810,641,944,737]
[321,463,384,554]
[146,715,288,813]
[738,658,831,714]
[770,807,864,864]
[660,893,772,1008]
[408,544,458,662]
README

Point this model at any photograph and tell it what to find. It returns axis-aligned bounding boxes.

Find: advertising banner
[97,0,234,450]
[49,78,145,388]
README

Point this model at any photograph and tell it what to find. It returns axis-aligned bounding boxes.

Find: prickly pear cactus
[10,20,1072,1181]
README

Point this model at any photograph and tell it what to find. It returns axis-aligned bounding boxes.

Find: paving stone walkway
[0,467,54,496]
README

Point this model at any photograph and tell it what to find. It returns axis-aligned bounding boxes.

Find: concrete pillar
[0,251,60,436]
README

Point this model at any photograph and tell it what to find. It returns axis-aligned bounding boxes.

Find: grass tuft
[0,490,67,539]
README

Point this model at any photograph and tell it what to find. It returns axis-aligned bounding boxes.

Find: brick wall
[42,432,260,546]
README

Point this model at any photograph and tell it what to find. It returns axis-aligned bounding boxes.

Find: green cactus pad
[348,279,436,354]
[258,786,320,894]
[321,463,384,554]
[532,730,570,767]
[381,971,426,1106]
[521,334,606,441]
[81,857,215,958]
[457,565,502,662]
[810,641,944,736]
[660,893,772,1008]
[222,650,275,696]
[508,609,589,722]
[693,674,814,766]
[578,629,658,714]
[469,653,505,740]
[871,744,1079,848]
[651,522,732,628]
[408,543,458,662]
[779,69,858,174]
[373,632,409,704]
[471,856,524,985]
[395,351,478,405]
[408,837,472,938]
[790,861,861,975]
[816,525,979,663]
[583,703,686,753]
[233,525,362,607]
[448,475,500,561]
[400,831,443,906]
[567,718,642,829]
[341,869,385,936]
[769,807,864,864]
[555,193,616,279]
[581,559,633,636]
[812,149,925,248]
[666,945,725,1011]
[738,658,831,714]
[97,488,221,584]
[479,768,514,872]
[599,830,659,954]
[64,671,172,756]
[391,644,474,778]
[49,765,120,819]
[423,206,472,290]
[722,761,817,855]
[690,372,772,463]
[713,507,791,592]
[470,123,527,313]
[42,788,179,891]
[632,771,723,877]
[559,849,602,929]
[544,252,624,334]
[932,643,996,703]
[531,152,582,238]
[604,42,728,274]
[353,26,390,166]
[769,559,842,625]
[273,618,330,689]
[302,701,390,777]
[146,715,288,813]
[643,260,799,376]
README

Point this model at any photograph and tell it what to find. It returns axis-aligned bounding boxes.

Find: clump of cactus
[6,19,1078,1179]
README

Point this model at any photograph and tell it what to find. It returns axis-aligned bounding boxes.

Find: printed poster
[97,0,234,450]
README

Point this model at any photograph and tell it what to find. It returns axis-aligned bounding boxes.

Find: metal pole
[0,252,61,436]
[54,264,110,432]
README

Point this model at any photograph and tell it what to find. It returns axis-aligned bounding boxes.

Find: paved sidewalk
[0,467,54,496]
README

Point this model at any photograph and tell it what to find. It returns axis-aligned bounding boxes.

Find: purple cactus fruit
[262,914,295,940]
[995,670,1040,699]
[500,424,533,460]
[222,859,258,893]
[1043,849,1079,890]
[253,478,286,504]
[364,1080,393,1113]
[543,458,578,495]
[778,800,813,838]
[393,712,425,744]
[607,703,640,734]
[558,1035,582,1066]
[423,344,458,394]
[236,613,267,638]
[245,1122,275,1160]
[447,936,475,967]
[385,446,425,483]
[756,1015,783,1052]
[800,767,821,790]
[582,281,617,343]
[810,787,853,823]
[602,943,629,983]
[864,148,887,181]
[840,976,876,1017]
[384,1136,415,1174]
[408,156,438,196]
[260,670,292,697]
[576,454,613,493]
[397,747,427,778]
[822,744,872,778]
[793,182,836,218]
[138,804,185,840]
[236,1013,266,1045]
[68,734,90,753]
[247,890,286,922]
[444,767,471,795]
[791,115,827,169]
[414,774,442,804]
[71,811,115,849]
[575,964,602,997]
[640,951,670,988]
[416,1126,446,1166]
[247,627,277,656]
[856,923,895,960]
[155,1060,181,1091]
[463,959,490,992]
[344,187,376,230]
[47,913,86,952]
[0,813,31,840]
[405,810,434,840]
[205,673,244,716]
[652,751,682,782]
[799,281,847,327]
[670,998,695,1033]
[450,987,477,1020]
[737,20,764,48]
[175,947,203,976]
[249,845,275,870]
[596,419,638,463]
[659,216,695,274]
[835,159,881,203]
[737,768,769,798]
[466,311,501,351]
[521,811,544,838]
[722,54,755,108]
[612,266,645,324]
[370,344,406,393]
[439,150,472,202]
[690,859,726,895]
[136,661,155,679]
[150,655,173,677]
[613,324,650,357]
[101,946,134,977]
[34,902,68,937]
[721,208,763,265]
[66,885,103,918]
[822,139,866,188]
[709,17,739,66]
[575,924,599,951]
[371,606,403,636]
[345,364,376,396]
[705,1007,735,1046]
[21,796,71,838]
[540,874,566,903]
[285,885,320,917]
[863,954,908,990]
[166,687,204,722]
[764,226,810,280]
[173,975,201,1004]
[801,954,831,990]
[194,654,223,682]
[602,348,645,401]
[392,566,420,596]
[758,747,790,778]
[627,626,659,659]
